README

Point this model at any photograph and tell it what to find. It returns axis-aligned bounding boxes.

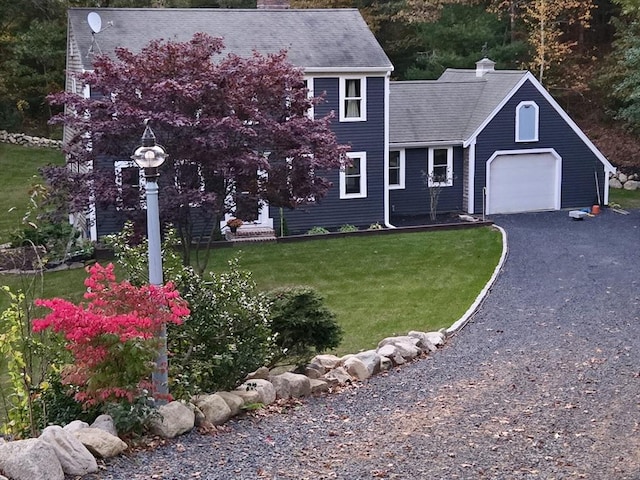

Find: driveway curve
[93,210,640,480]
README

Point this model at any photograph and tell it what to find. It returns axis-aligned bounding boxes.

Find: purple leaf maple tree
[46,33,349,266]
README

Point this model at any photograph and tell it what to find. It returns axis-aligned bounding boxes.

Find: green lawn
[210,228,502,354]
[609,187,640,210]
[0,143,64,244]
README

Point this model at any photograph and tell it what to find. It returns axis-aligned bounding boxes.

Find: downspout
[384,71,396,228]
[467,138,476,214]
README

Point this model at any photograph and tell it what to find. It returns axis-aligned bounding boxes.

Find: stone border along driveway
[84,208,640,479]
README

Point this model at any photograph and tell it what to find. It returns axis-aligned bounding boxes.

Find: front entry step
[226,226,277,243]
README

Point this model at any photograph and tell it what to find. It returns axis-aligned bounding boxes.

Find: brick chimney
[475,57,495,77]
[257,0,290,8]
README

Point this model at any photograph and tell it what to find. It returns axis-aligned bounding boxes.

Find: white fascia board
[463,72,615,174]
[389,140,464,149]
[304,66,394,75]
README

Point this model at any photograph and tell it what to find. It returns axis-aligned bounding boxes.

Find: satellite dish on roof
[88,12,102,34]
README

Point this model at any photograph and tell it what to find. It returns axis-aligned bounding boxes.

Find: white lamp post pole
[131,122,169,403]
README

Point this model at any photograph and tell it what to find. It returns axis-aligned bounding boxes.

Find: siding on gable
[472,80,604,214]
[270,75,387,234]
[389,146,464,219]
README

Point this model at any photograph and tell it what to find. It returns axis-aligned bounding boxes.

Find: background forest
[2,0,640,171]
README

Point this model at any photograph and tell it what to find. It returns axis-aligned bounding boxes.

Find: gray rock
[194,394,232,426]
[609,178,623,189]
[270,372,311,399]
[232,389,262,406]
[377,344,406,365]
[309,378,330,394]
[215,391,244,417]
[378,337,421,359]
[355,349,382,375]
[237,379,276,405]
[0,438,64,480]
[624,180,639,190]
[619,172,628,183]
[380,356,393,371]
[149,401,195,439]
[304,363,324,379]
[311,354,342,370]
[39,425,98,476]
[323,366,352,385]
[90,414,118,437]
[62,420,89,434]
[425,331,446,346]
[73,428,127,458]
[344,356,370,380]
[408,331,438,352]
[245,366,270,380]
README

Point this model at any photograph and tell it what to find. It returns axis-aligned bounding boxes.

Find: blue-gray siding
[270,75,387,233]
[389,146,464,218]
[472,80,605,214]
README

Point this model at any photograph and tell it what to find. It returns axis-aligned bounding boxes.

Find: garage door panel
[488,152,560,215]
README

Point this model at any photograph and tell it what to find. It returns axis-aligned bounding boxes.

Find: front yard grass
[0,143,64,244]
[211,227,502,355]
[609,188,640,210]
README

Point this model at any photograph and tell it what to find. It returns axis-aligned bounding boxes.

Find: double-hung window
[115,161,144,210]
[427,147,453,187]
[388,150,405,189]
[340,77,366,122]
[516,101,539,142]
[340,152,367,199]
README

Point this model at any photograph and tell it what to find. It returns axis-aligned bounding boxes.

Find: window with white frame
[388,150,405,189]
[340,77,366,122]
[304,77,314,120]
[115,161,145,210]
[516,101,539,142]
[340,152,367,199]
[427,147,453,187]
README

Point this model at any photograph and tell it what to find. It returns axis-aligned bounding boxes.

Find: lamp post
[131,122,169,403]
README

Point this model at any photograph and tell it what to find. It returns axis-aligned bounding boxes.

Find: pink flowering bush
[33,263,189,406]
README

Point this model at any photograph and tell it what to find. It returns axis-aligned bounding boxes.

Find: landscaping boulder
[237,379,276,405]
[245,366,270,380]
[90,414,118,437]
[425,331,446,346]
[193,394,232,426]
[355,349,382,375]
[232,389,262,406]
[73,428,127,458]
[378,336,421,359]
[149,401,195,439]
[304,363,325,379]
[39,425,98,476]
[311,354,342,370]
[62,420,89,434]
[0,438,64,480]
[377,344,407,365]
[323,366,352,385]
[215,392,245,417]
[343,356,370,381]
[270,372,311,399]
[408,331,438,352]
[379,355,393,371]
[309,378,330,394]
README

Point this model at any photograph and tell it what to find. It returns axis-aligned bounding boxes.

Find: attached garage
[486,149,561,215]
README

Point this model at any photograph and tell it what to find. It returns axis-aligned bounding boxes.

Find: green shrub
[338,224,358,233]
[368,222,384,230]
[100,392,158,437]
[307,226,329,235]
[267,286,342,367]
[169,259,273,397]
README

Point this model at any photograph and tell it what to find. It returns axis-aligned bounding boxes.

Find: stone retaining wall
[609,169,639,191]
[0,130,62,150]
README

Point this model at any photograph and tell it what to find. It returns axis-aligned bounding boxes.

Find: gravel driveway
[89,209,640,480]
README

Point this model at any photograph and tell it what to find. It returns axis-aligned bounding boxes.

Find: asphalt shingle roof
[390,68,527,145]
[68,8,393,72]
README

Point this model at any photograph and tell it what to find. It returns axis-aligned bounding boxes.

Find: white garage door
[487,151,561,215]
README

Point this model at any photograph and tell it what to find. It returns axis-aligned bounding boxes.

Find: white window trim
[304,77,314,120]
[339,77,367,122]
[427,147,453,187]
[114,161,146,210]
[388,149,405,190]
[340,152,367,199]
[515,101,539,142]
